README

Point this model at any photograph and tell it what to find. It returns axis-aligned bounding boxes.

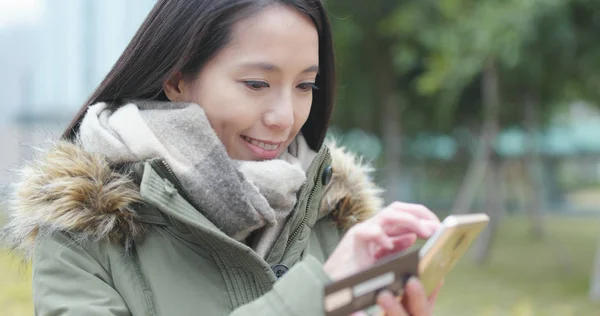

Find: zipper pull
[164,181,177,197]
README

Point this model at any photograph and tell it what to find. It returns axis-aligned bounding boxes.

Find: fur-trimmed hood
[1,140,383,256]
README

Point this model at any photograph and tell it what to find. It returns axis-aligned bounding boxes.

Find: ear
[163,71,187,102]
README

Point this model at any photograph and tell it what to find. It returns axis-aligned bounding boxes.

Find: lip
[240,135,285,160]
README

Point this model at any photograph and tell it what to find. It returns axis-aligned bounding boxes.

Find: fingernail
[421,225,433,236]
[428,221,441,231]
[407,276,420,286]
[379,290,393,298]
[385,240,395,250]
[418,220,432,235]
[376,290,394,307]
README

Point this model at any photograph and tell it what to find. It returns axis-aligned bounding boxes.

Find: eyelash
[297,82,319,92]
[243,81,318,92]
[244,81,270,90]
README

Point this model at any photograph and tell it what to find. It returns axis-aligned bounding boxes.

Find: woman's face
[165,5,319,161]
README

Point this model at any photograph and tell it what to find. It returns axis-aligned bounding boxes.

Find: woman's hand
[323,202,441,315]
[323,202,441,281]
[374,277,441,316]
[351,278,442,316]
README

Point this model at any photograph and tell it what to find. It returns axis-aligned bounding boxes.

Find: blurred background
[1,0,600,315]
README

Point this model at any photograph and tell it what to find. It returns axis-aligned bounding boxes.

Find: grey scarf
[78,100,317,257]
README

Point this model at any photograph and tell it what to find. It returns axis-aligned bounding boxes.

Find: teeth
[264,143,278,150]
[243,136,280,151]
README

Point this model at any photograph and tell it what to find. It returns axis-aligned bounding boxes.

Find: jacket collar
[129,146,327,265]
[2,139,382,258]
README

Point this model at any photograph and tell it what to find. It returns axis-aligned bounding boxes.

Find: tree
[328,0,438,202]
[328,0,600,267]
[397,0,567,262]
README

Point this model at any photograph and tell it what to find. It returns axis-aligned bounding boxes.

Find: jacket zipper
[153,153,330,261]
[151,159,195,207]
[281,150,330,257]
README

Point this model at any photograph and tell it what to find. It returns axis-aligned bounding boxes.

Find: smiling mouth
[241,135,282,151]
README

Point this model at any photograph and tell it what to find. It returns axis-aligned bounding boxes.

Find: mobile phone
[418,213,490,296]
[323,247,420,316]
[322,213,489,316]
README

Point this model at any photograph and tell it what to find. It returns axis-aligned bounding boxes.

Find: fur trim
[1,141,144,258]
[322,141,383,230]
[1,140,382,257]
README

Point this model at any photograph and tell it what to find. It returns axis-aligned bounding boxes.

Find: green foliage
[326,0,600,139]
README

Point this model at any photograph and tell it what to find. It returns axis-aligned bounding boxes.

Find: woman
[2,1,442,315]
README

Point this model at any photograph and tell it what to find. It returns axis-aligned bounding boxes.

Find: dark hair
[62,0,335,151]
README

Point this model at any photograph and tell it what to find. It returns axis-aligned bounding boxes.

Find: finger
[428,280,445,306]
[388,202,440,223]
[377,290,407,316]
[403,277,431,315]
[351,223,395,251]
[428,287,440,307]
[373,234,417,260]
[350,312,369,316]
[391,233,417,250]
[376,210,432,238]
[421,220,441,236]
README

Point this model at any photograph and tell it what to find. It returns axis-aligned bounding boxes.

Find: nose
[263,95,294,131]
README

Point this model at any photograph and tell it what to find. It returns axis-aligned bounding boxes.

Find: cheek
[295,97,313,129]
[188,79,259,133]
[203,100,258,137]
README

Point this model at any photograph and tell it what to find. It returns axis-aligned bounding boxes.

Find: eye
[297,82,318,92]
[244,80,270,91]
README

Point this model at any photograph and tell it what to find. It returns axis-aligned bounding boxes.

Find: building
[0,0,156,207]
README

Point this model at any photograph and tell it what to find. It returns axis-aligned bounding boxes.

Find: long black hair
[62,0,336,151]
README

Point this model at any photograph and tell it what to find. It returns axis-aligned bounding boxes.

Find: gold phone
[323,213,489,316]
[418,213,490,296]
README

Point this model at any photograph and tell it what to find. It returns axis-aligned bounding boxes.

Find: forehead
[213,5,319,69]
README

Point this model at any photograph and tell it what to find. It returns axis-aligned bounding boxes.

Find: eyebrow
[239,62,319,74]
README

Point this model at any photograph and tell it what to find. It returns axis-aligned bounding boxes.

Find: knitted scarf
[78,100,317,257]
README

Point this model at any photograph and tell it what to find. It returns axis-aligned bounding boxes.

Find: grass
[0,250,32,316]
[434,215,600,315]
[1,215,600,315]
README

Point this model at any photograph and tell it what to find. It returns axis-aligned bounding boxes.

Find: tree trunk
[367,35,403,204]
[468,59,502,265]
[450,131,490,214]
[382,93,403,203]
[590,238,600,301]
[452,59,501,215]
[543,157,564,209]
[524,93,545,239]
[473,157,505,265]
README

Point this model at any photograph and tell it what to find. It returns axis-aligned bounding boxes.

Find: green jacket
[2,141,383,316]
